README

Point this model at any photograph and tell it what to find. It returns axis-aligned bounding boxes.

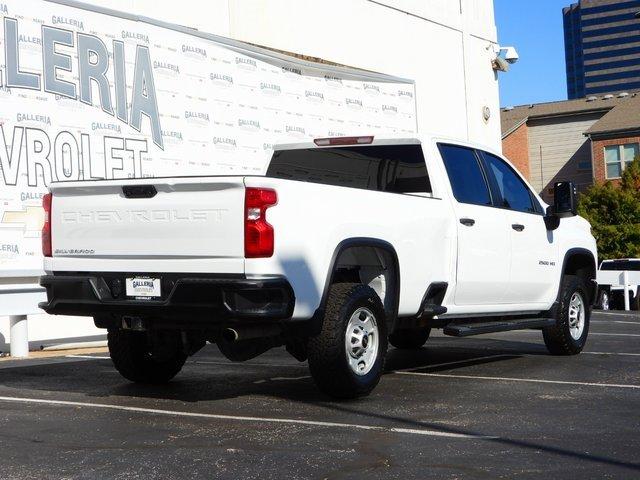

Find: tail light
[42,193,52,257]
[244,188,277,258]
[314,136,374,146]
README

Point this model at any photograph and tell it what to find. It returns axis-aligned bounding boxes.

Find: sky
[494,0,571,107]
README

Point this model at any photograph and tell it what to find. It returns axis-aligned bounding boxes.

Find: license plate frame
[125,276,162,299]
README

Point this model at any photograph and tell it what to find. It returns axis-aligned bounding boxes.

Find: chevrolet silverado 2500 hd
[40,135,598,398]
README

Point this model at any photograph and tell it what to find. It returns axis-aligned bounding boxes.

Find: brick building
[501,92,640,201]
[585,94,640,182]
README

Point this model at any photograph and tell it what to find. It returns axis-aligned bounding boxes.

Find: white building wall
[1,0,501,351]
[85,0,501,150]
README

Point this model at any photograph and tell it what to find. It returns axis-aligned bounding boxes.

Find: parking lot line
[583,351,640,356]
[581,332,640,337]
[507,331,640,337]
[66,355,110,360]
[595,311,640,317]
[0,395,495,440]
[394,372,640,390]
[591,320,640,325]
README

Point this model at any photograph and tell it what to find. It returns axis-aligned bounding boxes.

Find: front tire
[308,283,388,399]
[389,327,431,349]
[108,329,187,384]
[543,275,590,355]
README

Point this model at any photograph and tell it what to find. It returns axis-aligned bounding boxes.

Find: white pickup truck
[40,135,598,398]
[597,259,640,310]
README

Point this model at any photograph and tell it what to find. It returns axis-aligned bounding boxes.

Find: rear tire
[543,275,590,355]
[308,283,388,399]
[108,329,187,384]
[389,327,431,349]
[632,291,640,311]
[598,290,610,311]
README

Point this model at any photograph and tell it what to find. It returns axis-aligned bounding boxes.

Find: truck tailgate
[50,177,245,264]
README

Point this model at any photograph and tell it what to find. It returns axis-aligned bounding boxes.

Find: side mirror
[544,181,577,231]
[553,181,578,218]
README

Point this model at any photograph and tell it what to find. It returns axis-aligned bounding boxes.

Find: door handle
[512,224,525,232]
[460,218,476,227]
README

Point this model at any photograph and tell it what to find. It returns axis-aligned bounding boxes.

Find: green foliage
[577,156,640,260]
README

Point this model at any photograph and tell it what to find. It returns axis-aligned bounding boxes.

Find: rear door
[479,151,559,305]
[438,144,511,305]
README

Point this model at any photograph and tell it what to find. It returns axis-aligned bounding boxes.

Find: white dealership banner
[0,0,417,276]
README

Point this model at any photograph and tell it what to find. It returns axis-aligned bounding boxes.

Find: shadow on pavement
[0,337,638,473]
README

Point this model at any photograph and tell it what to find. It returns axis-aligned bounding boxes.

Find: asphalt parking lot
[0,310,638,479]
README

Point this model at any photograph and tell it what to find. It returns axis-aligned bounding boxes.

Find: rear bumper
[39,272,295,327]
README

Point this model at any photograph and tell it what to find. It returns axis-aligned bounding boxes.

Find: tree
[577,156,640,260]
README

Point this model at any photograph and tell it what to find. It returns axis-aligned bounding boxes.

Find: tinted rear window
[601,261,640,271]
[438,144,491,206]
[266,145,431,194]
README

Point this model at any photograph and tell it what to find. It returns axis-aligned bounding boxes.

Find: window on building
[577,160,592,171]
[605,143,639,179]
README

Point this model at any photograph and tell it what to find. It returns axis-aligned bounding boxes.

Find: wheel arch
[559,248,597,305]
[311,238,401,334]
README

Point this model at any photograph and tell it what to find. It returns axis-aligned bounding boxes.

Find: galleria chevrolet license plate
[126,277,161,298]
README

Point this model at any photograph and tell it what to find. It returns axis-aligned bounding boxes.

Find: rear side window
[266,145,431,194]
[481,152,537,214]
[438,144,491,206]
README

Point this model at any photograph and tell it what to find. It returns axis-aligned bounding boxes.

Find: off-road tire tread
[108,328,186,384]
[307,283,387,399]
[543,275,590,355]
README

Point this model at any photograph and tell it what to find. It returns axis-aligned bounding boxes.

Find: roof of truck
[272,134,502,153]
[602,258,640,262]
[272,136,421,151]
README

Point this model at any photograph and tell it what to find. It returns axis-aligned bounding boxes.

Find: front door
[480,151,559,305]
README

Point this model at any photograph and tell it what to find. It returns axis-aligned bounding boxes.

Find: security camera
[492,57,510,72]
[487,44,520,71]
[503,47,519,64]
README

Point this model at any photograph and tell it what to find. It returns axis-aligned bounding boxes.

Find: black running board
[443,318,556,337]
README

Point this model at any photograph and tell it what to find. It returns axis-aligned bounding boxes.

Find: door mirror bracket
[544,206,560,231]
[544,181,577,231]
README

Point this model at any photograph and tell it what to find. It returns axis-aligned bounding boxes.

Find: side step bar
[443,318,556,337]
